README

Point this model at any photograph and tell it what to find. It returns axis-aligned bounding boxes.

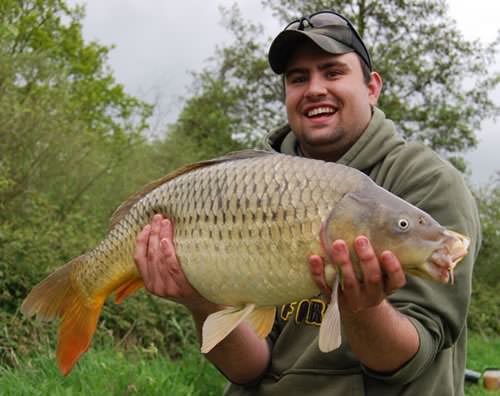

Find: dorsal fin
[109,149,274,229]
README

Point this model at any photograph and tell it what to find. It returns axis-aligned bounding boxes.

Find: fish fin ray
[57,295,104,376]
[319,275,342,352]
[109,150,273,229]
[245,306,276,338]
[114,277,144,304]
[21,256,105,375]
[21,256,83,321]
[201,304,255,353]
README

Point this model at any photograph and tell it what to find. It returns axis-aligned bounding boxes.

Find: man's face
[284,43,381,161]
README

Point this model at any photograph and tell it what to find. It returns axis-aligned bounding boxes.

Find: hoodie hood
[264,107,406,174]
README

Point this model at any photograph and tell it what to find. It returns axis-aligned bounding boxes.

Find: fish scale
[163,154,353,306]
[21,150,470,375]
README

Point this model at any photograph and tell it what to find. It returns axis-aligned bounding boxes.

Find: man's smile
[303,105,338,122]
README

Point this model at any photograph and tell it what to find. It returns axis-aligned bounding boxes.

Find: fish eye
[398,218,410,230]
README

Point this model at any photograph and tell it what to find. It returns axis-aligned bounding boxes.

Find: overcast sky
[71,0,499,186]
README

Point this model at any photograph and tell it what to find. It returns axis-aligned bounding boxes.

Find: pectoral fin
[201,304,255,353]
[245,306,276,338]
[318,274,341,352]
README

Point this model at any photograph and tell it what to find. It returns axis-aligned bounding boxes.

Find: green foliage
[99,294,197,359]
[474,177,500,287]
[467,179,500,336]
[264,0,500,155]
[0,0,151,136]
[195,0,500,163]
[466,333,500,395]
[192,4,284,142]
[0,0,174,369]
[163,73,249,168]
[1,0,500,378]
[1,332,498,395]
[0,0,153,222]
[467,279,500,337]
[0,343,226,395]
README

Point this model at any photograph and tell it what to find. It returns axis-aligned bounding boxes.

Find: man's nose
[305,74,327,98]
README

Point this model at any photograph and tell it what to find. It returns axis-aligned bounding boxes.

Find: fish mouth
[425,230,470,284]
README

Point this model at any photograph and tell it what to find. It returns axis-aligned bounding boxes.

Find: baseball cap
[268,10,372,74]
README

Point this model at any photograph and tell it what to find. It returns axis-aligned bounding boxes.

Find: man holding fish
[133,9,480,396]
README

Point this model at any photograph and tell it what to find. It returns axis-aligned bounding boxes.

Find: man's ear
[367,71,383,106]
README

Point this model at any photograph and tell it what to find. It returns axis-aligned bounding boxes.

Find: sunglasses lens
[285,12,348,31]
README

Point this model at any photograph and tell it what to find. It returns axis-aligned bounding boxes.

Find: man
[134,10,481,395]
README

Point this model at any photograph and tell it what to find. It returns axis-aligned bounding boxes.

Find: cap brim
[268,29,354,74]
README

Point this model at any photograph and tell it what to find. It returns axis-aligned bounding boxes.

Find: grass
[465,333,500,395]
[0,345,227,396]
[1,333,498,395]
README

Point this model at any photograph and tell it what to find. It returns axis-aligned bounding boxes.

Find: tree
[163,71,248,168]
[0,0,152,219]
[0,0,157,315]
[474,173,500,286]
[265,0,500,157]
[160,4,283,156]
[177,1,499,166]
[0,2,164,365]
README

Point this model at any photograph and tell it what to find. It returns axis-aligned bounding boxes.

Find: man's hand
[309,235,418,372]
[134,214,270,384]
[309,235,406,311]
[134,214,215,311]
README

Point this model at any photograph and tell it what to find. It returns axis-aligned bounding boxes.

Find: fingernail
[382,251,396,263]
[333,242,345,254]
[356,237,367,249]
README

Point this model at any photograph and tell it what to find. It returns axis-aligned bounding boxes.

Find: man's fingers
[380,251,406,294]
[161,237,178,266]
[159,218,170,242]
[354,237,381,284]
[354,236,384,300]
[308,255,331,297]
[333,240,361,308]
[134,224,151,271]
[165,218,174,242]
[147,214,163,262]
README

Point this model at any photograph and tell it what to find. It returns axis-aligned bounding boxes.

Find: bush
[467,278,500,337]
[0,191,198,368]
[474,179,500,287]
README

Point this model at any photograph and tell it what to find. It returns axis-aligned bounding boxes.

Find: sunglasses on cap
[282,10,372,71]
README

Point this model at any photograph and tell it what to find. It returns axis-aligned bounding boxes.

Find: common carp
[21,150,469,375]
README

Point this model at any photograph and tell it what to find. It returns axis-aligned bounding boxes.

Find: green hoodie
[224,108,481,396]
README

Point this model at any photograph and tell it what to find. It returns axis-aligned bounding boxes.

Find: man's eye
[289,76,306,84]
[326,70,340,78]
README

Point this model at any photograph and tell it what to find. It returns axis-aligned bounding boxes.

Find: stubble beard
[301,125,346,148]
[299,126,349,161]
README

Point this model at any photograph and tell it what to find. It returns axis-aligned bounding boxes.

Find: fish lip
[444,230,470,260]
[425,254,453,284]
[425,230,469,284]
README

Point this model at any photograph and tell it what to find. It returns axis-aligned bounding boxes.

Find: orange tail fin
[21,256,105,376]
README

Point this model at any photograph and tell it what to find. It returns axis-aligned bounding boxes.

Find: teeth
[307,107,335,117]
